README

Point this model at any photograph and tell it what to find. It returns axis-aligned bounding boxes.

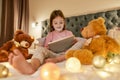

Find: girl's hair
[50,10,66,32]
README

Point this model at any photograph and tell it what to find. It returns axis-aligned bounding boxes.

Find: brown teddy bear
[65,17,120,65]
[0,30,34,62]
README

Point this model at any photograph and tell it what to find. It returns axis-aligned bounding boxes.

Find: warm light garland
[92,55,106,68]
[40,62,60,80]
[104,64,120,72]
[0,64,9,78]
[92,54,120,78]
[65,57,81,73]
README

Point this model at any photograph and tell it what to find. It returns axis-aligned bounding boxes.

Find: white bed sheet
[0,61,120,80]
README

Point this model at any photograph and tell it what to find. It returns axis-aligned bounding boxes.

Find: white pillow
[76,37,86,41]
[36,37,46,46]
[108,27,120,45]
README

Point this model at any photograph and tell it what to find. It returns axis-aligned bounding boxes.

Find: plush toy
[65,17,120,65]
[0,30,34,62]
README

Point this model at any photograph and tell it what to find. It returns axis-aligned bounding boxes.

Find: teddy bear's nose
[80,27,84,32]
[25,43,30,48]
[20,41,30,48]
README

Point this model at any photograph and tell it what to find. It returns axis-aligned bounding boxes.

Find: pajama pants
[31,38,86,64]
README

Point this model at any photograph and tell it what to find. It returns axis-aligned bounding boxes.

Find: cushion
[75,37,86,41]
[108,27,120,45]
[36,37,46,47]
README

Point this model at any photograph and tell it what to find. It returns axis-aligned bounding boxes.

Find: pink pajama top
[44,30,74,49]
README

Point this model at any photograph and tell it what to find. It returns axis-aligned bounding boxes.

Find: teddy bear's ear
[97,17,105,24]
[14,30,24,36]
[88,17,105,25]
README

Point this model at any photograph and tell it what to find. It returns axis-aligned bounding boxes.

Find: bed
[1,8,120,80]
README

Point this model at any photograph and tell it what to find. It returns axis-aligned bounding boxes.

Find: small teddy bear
[0,30,34,62]
[65,17,120,65]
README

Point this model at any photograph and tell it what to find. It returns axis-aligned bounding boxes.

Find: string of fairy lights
[39,54,120,80]
[0,54,120,80]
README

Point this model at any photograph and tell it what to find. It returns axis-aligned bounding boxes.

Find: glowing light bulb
[112,55,120,64]
[0,64,9,78]
[93,55,106,68]
[65,57,81,73]
[40,62,60,80]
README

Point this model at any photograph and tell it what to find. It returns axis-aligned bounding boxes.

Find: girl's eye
[54,22,57,25]
[60,22,63,24]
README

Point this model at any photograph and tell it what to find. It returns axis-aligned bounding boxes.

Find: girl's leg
[31,46,57,64]
[32,46,64,63]
[44,51,66,63]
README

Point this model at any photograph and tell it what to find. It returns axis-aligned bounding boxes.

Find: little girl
[8,10,85,74]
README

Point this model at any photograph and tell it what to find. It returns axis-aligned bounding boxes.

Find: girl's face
[52,16,65,32]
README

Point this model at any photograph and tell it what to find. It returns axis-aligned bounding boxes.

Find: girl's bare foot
[8,49,35,74]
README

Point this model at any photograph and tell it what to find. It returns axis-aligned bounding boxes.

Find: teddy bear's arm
[0,41,15,62]
[0,41,14,51]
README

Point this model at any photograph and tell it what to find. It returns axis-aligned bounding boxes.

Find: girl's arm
[44,32,53,49]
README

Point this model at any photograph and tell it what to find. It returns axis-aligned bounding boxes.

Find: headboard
[41,9,120,37]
